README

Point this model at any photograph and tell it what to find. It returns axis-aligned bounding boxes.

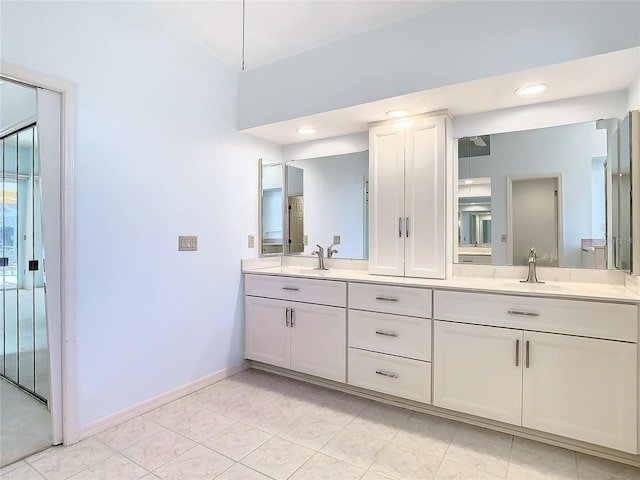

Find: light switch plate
[333,235,341,244]
[500,234,507,243]
[248,235,255,248]
[179,235,198,251]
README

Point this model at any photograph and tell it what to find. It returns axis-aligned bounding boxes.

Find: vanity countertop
[242,265,640,304]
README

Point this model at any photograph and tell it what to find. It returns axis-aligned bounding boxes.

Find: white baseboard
[78,361,250,440]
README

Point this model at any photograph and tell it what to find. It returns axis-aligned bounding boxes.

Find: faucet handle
[315,244,324,254]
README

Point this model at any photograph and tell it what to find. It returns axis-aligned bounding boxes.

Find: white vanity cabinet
[433,290,638,453]
[347,283,432,403]
[368,114,447,279]
[244,274,347,382]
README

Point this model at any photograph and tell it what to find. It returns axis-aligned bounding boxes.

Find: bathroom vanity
[242,264,640,462]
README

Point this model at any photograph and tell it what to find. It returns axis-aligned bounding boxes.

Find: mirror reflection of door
[511,176,560,266]
[288,196,304,253]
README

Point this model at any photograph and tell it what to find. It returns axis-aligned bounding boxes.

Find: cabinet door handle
[375,296,399,302]
[405,217,409,238]
[282,286,299,291]
[290,308,295,327]
[525,340,530,368]
[285,308,290,327]
[508,309,539,317]
[399,217,403,238]
[375,330,398,337]
[515,339,520,367]
[375,369,398,379]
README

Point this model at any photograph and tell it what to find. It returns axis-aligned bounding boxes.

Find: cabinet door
[369,123,405,276]
[290,303,346,382]
[404,115,446,279]
[522,331,637,453]
[433,321,523,425]
[245,296,290,368]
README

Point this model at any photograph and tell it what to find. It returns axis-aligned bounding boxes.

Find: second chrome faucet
[311,244,328,270]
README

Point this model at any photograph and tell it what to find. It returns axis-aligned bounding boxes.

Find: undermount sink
[505,282,564,292]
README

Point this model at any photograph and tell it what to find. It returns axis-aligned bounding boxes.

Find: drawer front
[348,348,431,403]
[245,274,346,307]
[349,283,432,317]
[434,290,638,342]
[349,310,431,361]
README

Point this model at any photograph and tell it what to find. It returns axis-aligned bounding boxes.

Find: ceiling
[153,0,451,71]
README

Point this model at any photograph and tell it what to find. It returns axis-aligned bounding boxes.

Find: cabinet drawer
[349,283,432,317]
[434,290,637,342]
[348,348,431,403]
[245,274,346,307]
[349,310,431,361]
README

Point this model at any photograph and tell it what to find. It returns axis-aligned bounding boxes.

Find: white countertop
[242,265,640,303]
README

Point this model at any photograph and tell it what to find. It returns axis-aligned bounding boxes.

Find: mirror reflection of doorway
[509,176,560,266]
[288,195,304,253]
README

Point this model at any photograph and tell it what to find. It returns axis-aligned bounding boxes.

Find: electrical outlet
[248,235,255,248]
[178,235,197,251]
[333,235,341,245]
[500,234,507,243]
[303,235,308,246]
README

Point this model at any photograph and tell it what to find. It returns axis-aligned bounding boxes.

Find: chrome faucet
[311,244,328,270]
[327,243,339,258]
[521,247,544,284]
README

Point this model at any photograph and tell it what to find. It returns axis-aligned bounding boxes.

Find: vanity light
[515,84,548,96]
[297,127,316,135]
[386,110,411,118]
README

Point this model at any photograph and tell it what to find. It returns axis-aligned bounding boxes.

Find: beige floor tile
[392,412,458,457]
[443,426,513,478]
[95,416,167,452]
[508,438,578,480]
[435,459,505,480]
[203,423,272,461]
[153,445,233,480]
[278,414,343,450]
[320,428,388,469]
[25,438,112,480]
[241,436,313,480]
[165,409,235,443]
[66,454,148,480]
[576,453,640,480]
[290,452,364,480]
[0,462,45,480]
[370,442,442,480]
[214,463,272,480]
[361,471,395,480]
[120,430,196,471]
[241,402,304,435]
[142,397,204,428]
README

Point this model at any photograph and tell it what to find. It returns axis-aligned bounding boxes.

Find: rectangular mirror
[259,159,283,255]
[455,119,632,269]
[284,151,369,259]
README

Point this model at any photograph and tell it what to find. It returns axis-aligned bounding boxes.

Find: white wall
[238,1,640,129]
[1,1,281,430]
[628,73,640,110]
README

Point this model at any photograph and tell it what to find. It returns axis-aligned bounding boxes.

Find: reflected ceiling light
[515,83,548,96]
[464,179,474,185]
[386,109,411,118]
[297,127,316,135]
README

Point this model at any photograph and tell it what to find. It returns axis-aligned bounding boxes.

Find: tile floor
[2,368,639,480]
[0,378,51,467]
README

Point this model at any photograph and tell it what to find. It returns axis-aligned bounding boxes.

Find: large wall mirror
[259,159,283,255]
[456,114,635,270]
[284,151,369,259]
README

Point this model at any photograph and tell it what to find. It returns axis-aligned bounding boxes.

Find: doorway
[508,176,561,267]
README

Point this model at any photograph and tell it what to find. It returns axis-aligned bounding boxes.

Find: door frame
[0,62,79,445]
[506,174,563,267]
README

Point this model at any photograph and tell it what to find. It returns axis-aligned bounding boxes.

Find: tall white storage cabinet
[369,114,447,278]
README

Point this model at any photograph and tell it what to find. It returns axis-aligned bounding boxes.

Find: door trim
[0,62,78,445]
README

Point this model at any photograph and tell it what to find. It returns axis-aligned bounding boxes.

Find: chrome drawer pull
[375,296,399,302]
[375,330,398,337]
[507,309,539,317]
[282,286,299,291]
[375,369,398,379]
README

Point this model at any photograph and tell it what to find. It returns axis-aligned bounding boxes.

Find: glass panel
[2,133,18,383]
[259,160,283,255]
[617,115,631,270]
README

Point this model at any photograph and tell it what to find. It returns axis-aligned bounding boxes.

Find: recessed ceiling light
[464,179,474,185]
[386,110,411,118]
[297,127,316,135]
[515,84,548,96]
